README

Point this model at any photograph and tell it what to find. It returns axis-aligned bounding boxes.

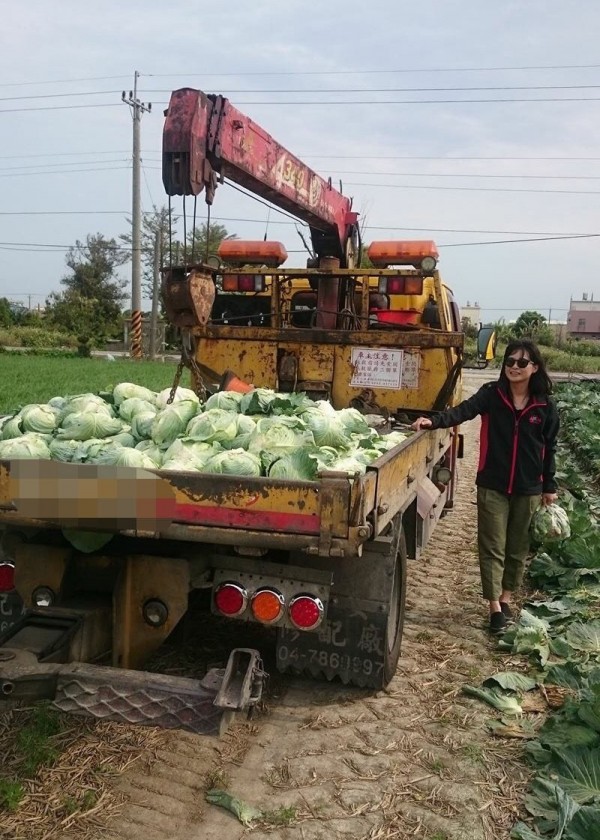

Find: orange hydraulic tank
[368,240,439,268]
[218,240,288,267]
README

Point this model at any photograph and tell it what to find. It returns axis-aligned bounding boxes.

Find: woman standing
[411,340,559,634]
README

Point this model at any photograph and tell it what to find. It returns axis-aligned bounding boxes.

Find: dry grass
[0,705,169,840]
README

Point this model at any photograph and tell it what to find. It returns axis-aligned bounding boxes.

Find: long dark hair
[498,339,553,397]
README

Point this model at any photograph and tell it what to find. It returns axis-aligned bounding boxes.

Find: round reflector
[0,562,15,593]
[288,594,324,630]
[143,599,169,628]
[32,586,55,608]
[214,582,247,617]
[251,588,284,624]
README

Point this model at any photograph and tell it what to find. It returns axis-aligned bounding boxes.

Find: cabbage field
[0,381,408,479]
[463,380,600,839]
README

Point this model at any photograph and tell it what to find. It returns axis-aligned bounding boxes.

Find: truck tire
[380,525,408,687]
[277,515,407,690]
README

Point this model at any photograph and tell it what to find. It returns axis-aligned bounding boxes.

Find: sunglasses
[505,357,534,369]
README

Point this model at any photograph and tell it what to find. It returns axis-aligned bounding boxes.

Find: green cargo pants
[477,486,541,600]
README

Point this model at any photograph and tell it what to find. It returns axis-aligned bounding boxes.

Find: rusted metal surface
[198,324,463,349]
[316,473,352,556]
[164,470,327,533]
[113,555,189,669]
[201,336,277,386]
[162,88,211,197]
[162,267,215,328]
[162,88,358,261]
[1,460,364,557]
[277,351,298,391]
[211,560,331,630]
[0,646,265,735]
[13,543,70,608]
[367,428,453,534]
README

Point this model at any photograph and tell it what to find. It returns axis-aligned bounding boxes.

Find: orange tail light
[251,588,285,624]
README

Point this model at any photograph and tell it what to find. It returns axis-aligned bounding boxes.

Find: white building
[461,300,481,327]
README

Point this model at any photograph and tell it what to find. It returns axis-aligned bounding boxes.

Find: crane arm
[162,88,358,263]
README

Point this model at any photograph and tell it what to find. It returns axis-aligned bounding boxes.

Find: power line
[141,164,157,210]
[0,158,129,173]
[0,210,130,215]
[364,225,598,236]
[145,84,600,94]
[440,233,600,247]
[0,90,122,102]
[0,241,131,249]
[2,149,600,163]
[303,155,600,161]
[0,165,130,178]
[6,158,600,180]
[0,75,131,88]
[145,161,600,195]
[0,150,130,160]
[146,164,600,194]
[142,63,600,77]
[1,64,598,92]
[150,96,600,105]
[5,85,600,103]
[0,208,596,238]
[345,181,600,195]
[314,170,600,181]
[0,103,122,114]
[2,232,598,253]
[224,180,310,227]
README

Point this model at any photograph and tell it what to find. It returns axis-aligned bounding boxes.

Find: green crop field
[0,355,183,415]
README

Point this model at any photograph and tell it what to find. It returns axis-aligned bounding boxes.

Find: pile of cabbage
[0,383,408,481]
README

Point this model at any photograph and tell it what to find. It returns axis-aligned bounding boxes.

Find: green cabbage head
[151,400,199,447]
[202,448,262,476]
[0,433,52,459]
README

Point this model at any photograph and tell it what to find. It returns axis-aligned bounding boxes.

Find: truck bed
[0,426,452,557]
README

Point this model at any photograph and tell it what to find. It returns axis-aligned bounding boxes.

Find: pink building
[566,294,600,340]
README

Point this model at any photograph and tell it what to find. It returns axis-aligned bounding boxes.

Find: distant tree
[461,317,478,339]
[186,222,236,263]
[512,310,554,346]
[46,233,128,344]
[513,310,546,336]
[120,205,176,301]
[0,297,15,327]
[120,215,236,313]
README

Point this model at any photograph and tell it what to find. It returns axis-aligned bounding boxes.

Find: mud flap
[276,600,388,689]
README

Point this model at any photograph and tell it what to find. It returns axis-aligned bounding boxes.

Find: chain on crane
[167,330,207,405]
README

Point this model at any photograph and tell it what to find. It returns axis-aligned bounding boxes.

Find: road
[90,371,529,840]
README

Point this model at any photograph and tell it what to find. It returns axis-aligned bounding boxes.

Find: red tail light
[222,273,265,292]
[378,276,424,295]
[0,562,15,593]
[288,594,324,630]
[214,582,248,617]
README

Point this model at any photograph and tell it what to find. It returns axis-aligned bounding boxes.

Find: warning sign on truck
[350,348,420,390]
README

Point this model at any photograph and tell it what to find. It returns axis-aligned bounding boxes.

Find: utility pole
[122,72,151,359]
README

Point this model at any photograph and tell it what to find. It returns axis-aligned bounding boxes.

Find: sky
[0,0,599,325]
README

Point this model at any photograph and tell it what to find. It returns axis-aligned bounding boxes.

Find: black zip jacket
[428,381,559,495]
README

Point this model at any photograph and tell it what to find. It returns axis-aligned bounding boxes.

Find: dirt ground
[2,372,533,840]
